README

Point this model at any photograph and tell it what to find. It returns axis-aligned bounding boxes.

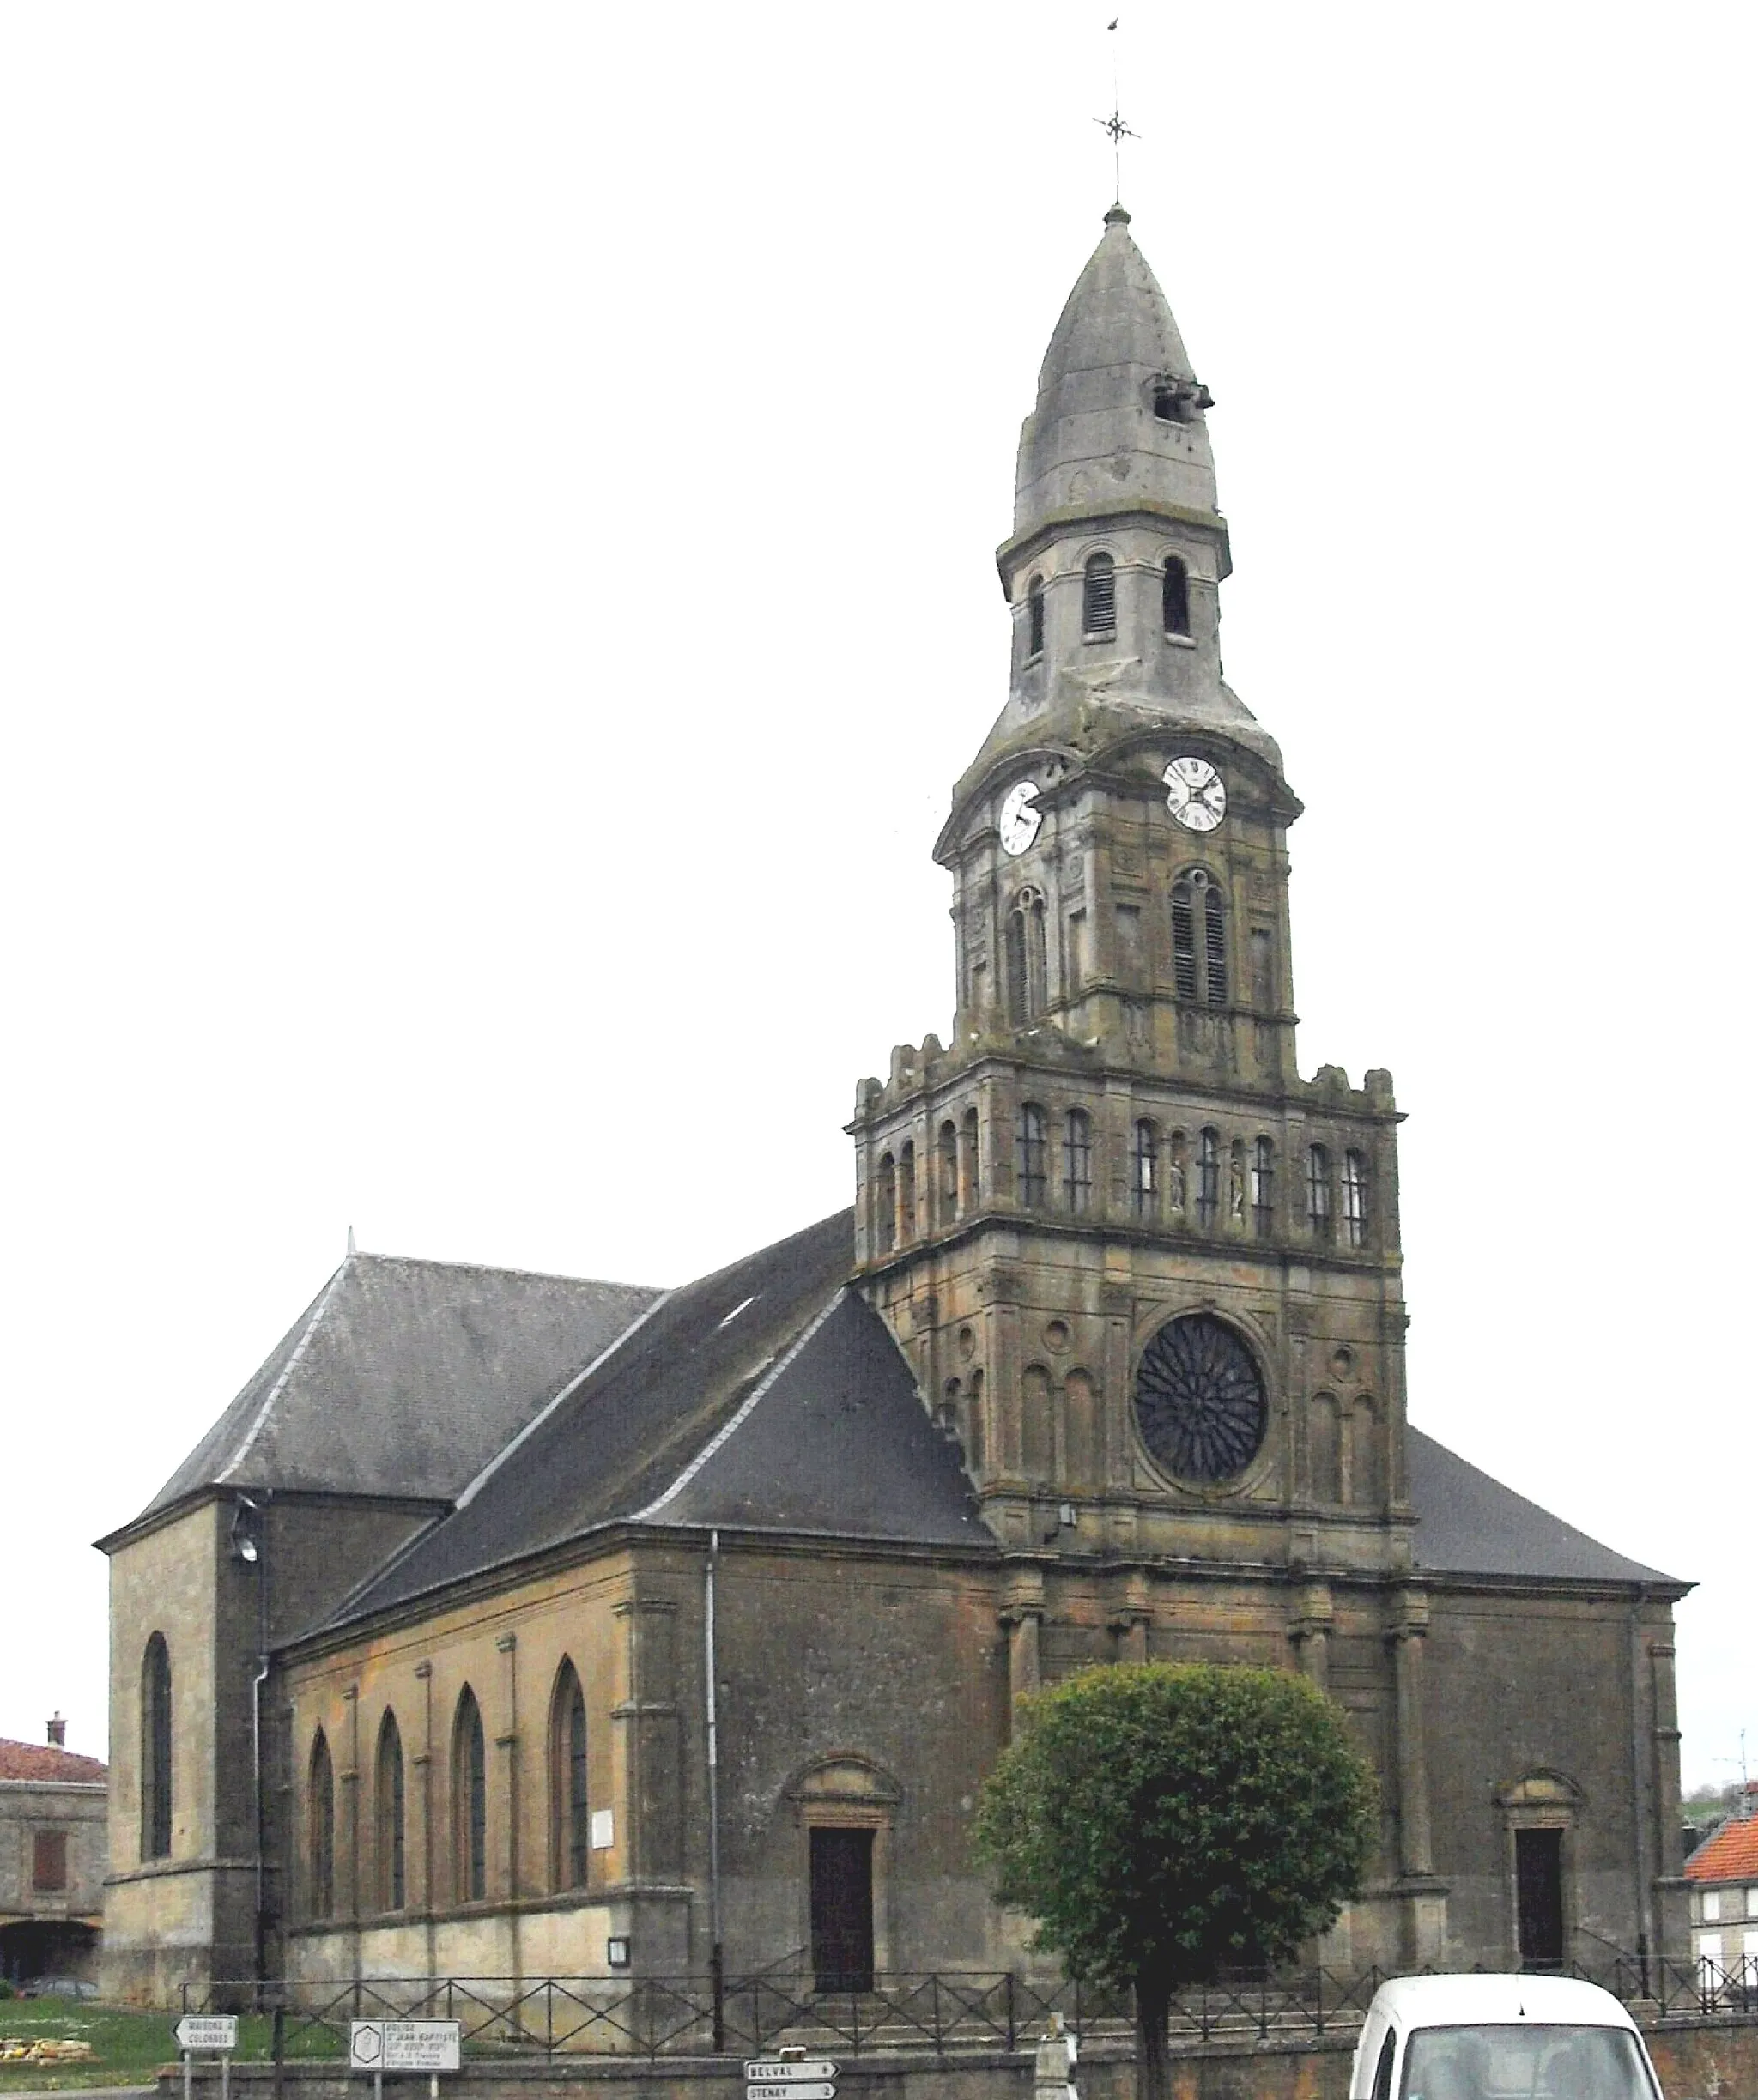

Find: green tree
[973,1662,1378,2100]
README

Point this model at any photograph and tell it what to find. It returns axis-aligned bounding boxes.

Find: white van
[1349,1976,1664,2100]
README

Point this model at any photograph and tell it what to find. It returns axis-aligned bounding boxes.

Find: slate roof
[326,1210,991,1627]
[0,1739,106,1784]
[114,1251,661,1535]
[1408,1426,1677,1586]
[1685,1816,1758,1884]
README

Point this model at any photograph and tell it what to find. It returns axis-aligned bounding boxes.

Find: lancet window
[1006,889,1048,1023]
[308,1729,334,1921]
[876,1154,896,1254]
[1307,1145,1333,1242]
[1082,552,1116,635]
[1027,574,1045,657]
[1171,872,1228,1007]
[142,1634,172,1862]
[1163,556,1191,637]
[1064,1109,1093,1215]
[1018,1103,1047,1208]
[552,1659,589,1892]
[1132,1118,1159,1219]
[376,1712,405,1911]
[454,1687,487,1904]
[1196,1127,1221,1229]
[1343,1149,1368,1248]
[1251,1136,1275,1238]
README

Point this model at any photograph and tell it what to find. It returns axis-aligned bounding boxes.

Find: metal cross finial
[1095,16,1138,205]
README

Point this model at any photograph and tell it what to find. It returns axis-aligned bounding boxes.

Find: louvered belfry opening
[1173,873,1227,1007]
[1204,883,1228,1002]
[1082,552,1116,635]
[1172,881,1198,1000]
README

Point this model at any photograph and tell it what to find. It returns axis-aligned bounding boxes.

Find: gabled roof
[323,1211,991,1628]
[1686,1816,1758,1885]
[110,1251,661,1539]
[1409,1427,1679,1587]
[0,1738,106,1784]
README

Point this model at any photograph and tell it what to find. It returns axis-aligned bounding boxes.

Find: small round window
[1132,1314,1267,1482]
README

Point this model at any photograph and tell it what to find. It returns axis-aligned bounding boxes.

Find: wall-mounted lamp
[230,1495,263,1565]
[606,1937,631,1970]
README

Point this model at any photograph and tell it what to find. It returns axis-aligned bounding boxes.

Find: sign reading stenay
[173,2017,239,2053]
[746,2085,835,2100]
[349,2021,463,2073]
[744,2065,837,2084]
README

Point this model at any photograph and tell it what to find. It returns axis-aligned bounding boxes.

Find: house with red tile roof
[1684,1809,1758,1996]
[0,1718,106,1985]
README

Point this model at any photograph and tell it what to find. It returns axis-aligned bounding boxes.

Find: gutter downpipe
[1628,1585,1654,1997]
[252,1493,272,2000]
[706,1528,724,2052]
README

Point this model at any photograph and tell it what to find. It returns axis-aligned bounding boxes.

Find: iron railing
[179,1957,1758,2063]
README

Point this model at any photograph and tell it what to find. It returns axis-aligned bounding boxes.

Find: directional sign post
[350,2020,463,2100]
[746,2059,837,2100]
[172,2014,239,2100]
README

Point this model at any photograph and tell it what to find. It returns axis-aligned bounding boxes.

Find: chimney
[46,1714,66,1747]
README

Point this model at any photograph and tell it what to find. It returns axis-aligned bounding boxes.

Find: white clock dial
[1163,755,1227,832]
[999,780,1043,856]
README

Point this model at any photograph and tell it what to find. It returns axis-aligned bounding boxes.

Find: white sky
[2,3,1752,1796]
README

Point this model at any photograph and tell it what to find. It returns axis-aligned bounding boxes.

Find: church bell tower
[851,204,1413,1603]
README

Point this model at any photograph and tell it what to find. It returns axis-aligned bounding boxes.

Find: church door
[809,1827,875,1994]
[1515,1828,1565,1968]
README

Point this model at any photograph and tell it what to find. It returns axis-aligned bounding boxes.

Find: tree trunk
[1134,1972,1173,2100]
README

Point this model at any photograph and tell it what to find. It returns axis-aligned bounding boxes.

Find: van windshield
[1402,2025,1655,2100]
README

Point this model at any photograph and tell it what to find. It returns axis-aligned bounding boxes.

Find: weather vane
[1094,16,1138,205]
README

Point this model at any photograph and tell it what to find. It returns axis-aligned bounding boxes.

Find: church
[98,204,1690,2010]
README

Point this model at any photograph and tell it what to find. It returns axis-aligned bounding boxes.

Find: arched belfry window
[1251,1136,1275,1239]
[1307,1145,1333,1242]
[1172,872,1228,1008]
[1163,556,1191,637]
[1007,888,1048,1023]
[1196,1128,1221,1229]
[454,1686,487,1904]
[141,1634,172,1861]
[1027,574,1046,657]
[898,1140,917,1242]
[1132,1119,1159,1219]
[959,1106,979,1211]
[1064,1109,1093,1214]
[938,1121,958,1213]
[875,1154,896,1254]
[1017,1102,1047,1208]
[1343,1150,1368,1247]
[1082,552,1116,636]
[308,1729,334,1920]
[551,1660,588,1892]
[376,1711,405,1911]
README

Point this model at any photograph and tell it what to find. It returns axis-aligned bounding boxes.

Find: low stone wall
[154,2012,1758,2100]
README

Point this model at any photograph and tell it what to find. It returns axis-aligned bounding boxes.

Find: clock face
[1163,754,1227,832]
[999,780,1043,856]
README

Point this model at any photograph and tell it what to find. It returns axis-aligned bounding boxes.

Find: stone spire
[1013,204,1216,540]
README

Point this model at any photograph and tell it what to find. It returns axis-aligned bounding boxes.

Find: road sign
[173,2017,239,2054]
[745,2066,837,2084]
[349,2022,462,2073]
[747,2085,834,2100]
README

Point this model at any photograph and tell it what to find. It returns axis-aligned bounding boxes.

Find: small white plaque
[173,2017,239,2053]
[590,1807,614,1849]
[745,2066,838,2083]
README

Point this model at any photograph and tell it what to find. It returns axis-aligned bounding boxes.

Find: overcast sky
[2,3,1752,1796]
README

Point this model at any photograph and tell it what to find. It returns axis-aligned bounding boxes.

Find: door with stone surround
[809,1826,875,1993]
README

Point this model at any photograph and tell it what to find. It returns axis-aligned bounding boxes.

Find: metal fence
[181,1958,1758,2064]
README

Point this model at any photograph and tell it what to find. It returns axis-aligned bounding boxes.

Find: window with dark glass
[1082,552,1116,635]
[1027,574,1045,657]
[309,1731,334,1920]
[960,1106,979,1211]
[32,1830,67,1892]
[553,1661,588,1891]
[455,1687,487,1904]
[1018,1103,1047,1208]
[1251,1136,1274,1238]
[376,1712,405,1911]
[1163,556,1190,637]
[142,1633,172,1861]
[1343,1149,1368,1248]
[1064,1109,1092,1214]
[1132,1119,1159,1219]
[1306,1145,1332,1240]
[938,1121,957,1212]
[899,1140,917,1242]
[1197,1128,1220,1229]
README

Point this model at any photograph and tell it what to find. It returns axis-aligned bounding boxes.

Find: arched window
[1196,1128,1221,1229]
[898,1140,917,1242]
[1007,890,1047,1022]
[1251,1136,1275,1238]
[376,1712,405,1911]
[1307,1145,1333,1241]
[1343,1150,1368,1248]
[1163,556,1191,637]
[141,1634,172,1861]
[454,1687,487,1904]
[1171,872,1228,1008]
[1082,552,1116,636]
[308,1729,335,1921]
[876,1153,896,1254]
[959,1106,979,1212]
[551,1660,588,1892]
[967,1368,985,1472]
[1027,574,1046,657]
[1017,1103,1047,1208]
[1132,1119,1159,1219]
[1064,1110,1092,1214]
[938,1120,958,1212]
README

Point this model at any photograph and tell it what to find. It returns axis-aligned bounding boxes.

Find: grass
[0,2003,342,2093]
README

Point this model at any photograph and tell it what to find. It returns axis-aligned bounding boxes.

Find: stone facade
[99,206,1691,2010]
[0,1725,107,1983]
